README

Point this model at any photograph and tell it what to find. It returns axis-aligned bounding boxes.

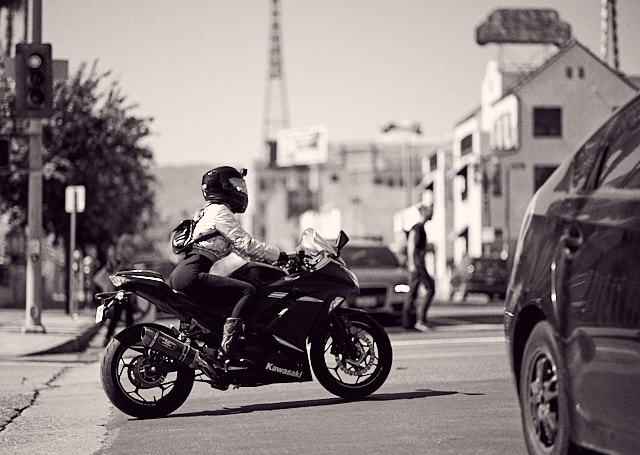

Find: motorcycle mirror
[335,230,349,254]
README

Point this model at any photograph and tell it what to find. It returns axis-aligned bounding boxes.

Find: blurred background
[0,0,638,312]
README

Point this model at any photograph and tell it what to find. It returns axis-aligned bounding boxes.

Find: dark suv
[505,92,640,455]
[450,255,507,300]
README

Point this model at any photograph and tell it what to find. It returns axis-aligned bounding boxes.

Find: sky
[42,0,640,168]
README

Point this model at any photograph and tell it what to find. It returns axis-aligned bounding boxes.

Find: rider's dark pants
[169,252,256,319]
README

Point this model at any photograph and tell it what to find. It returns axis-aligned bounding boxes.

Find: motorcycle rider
[169,166,288,367]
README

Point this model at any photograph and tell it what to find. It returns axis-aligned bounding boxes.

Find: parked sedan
[505,92,640,455]
[339,241,409,316]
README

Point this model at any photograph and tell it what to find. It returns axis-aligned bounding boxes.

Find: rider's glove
[277,251,289,263]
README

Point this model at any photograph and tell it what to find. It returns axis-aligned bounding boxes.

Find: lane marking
[391,336,505,347]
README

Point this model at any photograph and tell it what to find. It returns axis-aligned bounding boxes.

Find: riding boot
[218,317,253,367]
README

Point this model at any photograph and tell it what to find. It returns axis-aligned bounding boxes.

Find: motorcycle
[95,228,393,419]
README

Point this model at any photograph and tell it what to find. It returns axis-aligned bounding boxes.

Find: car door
[559,96,640,447]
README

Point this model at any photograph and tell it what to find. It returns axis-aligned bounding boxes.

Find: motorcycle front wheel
[100,323,195,419]
[310,311,392,399]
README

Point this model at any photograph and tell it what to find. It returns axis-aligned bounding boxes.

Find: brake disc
[128,355,167,388]
[336,332,376,376]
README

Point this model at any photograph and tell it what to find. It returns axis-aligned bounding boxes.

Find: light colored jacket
[191,203,281,263]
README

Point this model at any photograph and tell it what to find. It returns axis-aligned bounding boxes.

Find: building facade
[252,132,449,256]
[451,39,638,266]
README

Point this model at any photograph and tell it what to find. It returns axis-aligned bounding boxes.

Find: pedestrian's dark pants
[401,269,435,328]
[105,296,134,342]
[169,252,256,318]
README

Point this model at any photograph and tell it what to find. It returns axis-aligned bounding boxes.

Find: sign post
[65,185,85,318]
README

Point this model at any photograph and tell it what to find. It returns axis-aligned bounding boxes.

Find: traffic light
[15,43,53,118]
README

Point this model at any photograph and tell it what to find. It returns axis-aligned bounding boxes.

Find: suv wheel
[519,321,577,455]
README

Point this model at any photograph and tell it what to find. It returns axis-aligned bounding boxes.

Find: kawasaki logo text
[265,362,303,378]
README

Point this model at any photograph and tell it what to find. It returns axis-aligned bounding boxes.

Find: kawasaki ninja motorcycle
[96,229,393,419]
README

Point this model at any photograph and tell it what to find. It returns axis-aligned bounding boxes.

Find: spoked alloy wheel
[519,321,574,455]
[310,312,392,399]
[101,323,195,419]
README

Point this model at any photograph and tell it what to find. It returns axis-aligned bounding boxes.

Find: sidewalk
[0,307,101,358]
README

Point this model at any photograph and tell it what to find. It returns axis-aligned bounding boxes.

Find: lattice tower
[263,0,290,164]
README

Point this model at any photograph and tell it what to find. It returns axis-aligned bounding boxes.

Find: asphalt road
[0,324,526,454]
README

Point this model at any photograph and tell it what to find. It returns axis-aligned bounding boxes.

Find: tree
[0,60,157,263]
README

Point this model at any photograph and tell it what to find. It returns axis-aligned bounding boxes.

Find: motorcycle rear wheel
[101,323,195,419]
[310,312,392,399]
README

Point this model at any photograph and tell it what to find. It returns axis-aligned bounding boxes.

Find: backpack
[171,218,198,254]
[170,207,217,254]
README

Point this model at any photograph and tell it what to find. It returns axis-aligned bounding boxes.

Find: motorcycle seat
[117,269,165,280]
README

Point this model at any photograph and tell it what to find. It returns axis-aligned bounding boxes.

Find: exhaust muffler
[141,327,219,375]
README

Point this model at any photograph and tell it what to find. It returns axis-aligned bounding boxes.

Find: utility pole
[600,0,619,70]
[22,0,46,333]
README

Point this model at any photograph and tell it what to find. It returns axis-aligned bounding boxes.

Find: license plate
[355,296,378,308]
[95,305,105,323]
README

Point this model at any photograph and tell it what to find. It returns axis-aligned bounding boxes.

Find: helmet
[201,166,248,213]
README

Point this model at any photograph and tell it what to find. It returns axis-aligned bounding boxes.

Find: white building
[451,39,639,266]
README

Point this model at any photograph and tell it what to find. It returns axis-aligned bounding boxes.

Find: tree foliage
[0,60,157,262]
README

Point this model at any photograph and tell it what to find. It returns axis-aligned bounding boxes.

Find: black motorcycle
[96,229,393,419]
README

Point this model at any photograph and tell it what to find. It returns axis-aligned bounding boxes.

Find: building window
[534,166,558,192]
[533,108,562,137]
[429,154,438,172]
[458,228,469,256]
[565,66,572,79]
[578,67,585,79]
[492,162,502,196]
[457,166,468,201]
[460,134,473,156]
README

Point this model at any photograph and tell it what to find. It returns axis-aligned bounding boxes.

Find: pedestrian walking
[401,203,435,331]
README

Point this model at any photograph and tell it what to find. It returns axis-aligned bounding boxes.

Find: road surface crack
[0,366,69,433]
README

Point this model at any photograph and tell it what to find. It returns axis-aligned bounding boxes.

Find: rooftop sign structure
[476,9,571,46]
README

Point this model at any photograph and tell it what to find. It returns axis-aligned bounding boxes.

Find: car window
[341,246,400,268]
[596,103,640,190]
[555,95,640,193]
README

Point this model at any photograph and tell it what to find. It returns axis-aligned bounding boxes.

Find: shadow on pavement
[150,389,458,421]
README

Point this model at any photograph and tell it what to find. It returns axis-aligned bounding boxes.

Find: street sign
[65,185,86,213]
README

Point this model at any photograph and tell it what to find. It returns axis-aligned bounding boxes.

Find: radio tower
[263,0,290,166]
[600,0,619,70]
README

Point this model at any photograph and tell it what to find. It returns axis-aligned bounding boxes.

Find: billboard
[476,9,571,46]
[276,125,328,167]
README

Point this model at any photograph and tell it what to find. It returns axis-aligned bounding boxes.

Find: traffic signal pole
[23,0,45,333]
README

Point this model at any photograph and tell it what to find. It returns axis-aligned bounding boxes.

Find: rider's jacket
[191,203,281,264]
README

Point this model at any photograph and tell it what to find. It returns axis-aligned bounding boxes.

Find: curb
[26,322,102,356]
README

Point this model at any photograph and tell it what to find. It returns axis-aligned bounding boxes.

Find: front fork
[328,310,361,359]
